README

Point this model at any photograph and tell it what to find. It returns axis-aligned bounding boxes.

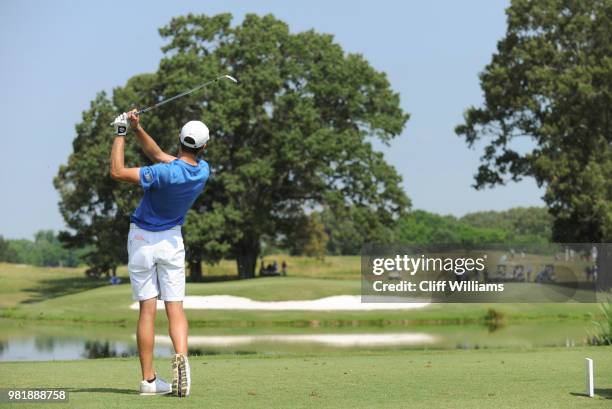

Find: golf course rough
[1,348,612,408]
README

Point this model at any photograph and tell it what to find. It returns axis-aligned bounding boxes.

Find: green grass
[187,275,360,300]
[0,261,604,329]
[0,263,111,307]
[1,260,610,407]
[203,254,361,279]
[0,255,357,308]
[1,348,611,408]
[0,276,602,328]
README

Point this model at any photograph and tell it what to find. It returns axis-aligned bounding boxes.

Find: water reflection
[0,319,593,362]
[187,349,257,356]
[34,336,55,352]
[156,333,438,348]
[0,337,174,362]
[83,340,138,359]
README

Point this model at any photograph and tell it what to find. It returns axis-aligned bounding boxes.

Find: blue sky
[0,0,544,239]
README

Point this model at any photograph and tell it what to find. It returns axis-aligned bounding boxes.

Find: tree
[0,236,17,263]
[455,0,612,241]
[287,214,329,259]
[321,205,401,255]
[0,231,86,267]
[396,210,511,247]
[55,93,134,275]
[460,207,553,240]
[55,13,410,278]
[321,207,362,255]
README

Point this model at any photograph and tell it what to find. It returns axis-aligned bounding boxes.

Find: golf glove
[113,113,129,136]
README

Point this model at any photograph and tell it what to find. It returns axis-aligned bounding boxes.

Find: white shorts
[127,223,186,301]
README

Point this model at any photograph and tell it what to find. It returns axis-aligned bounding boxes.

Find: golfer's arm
[133,125,176,163]
[110,136,140,184]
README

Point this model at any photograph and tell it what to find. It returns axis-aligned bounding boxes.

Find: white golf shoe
[139,375,172,395]
[172,354,191,397]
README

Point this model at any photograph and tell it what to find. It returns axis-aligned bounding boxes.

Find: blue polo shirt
[130,159,209,231]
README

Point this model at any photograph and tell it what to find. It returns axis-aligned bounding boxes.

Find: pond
[0,318,595,361]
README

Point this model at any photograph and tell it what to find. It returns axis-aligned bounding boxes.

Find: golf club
[109,74,239,125]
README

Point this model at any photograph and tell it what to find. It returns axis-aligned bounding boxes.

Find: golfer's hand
[112,113,129,136]
[127,109,140,130]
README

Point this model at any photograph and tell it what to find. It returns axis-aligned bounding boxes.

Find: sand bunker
[155,332,437,347]
[129,295,429,311]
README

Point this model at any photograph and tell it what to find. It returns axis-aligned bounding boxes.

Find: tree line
[306,206,553,257]
[0,231,87,267]
[0,207,553,269]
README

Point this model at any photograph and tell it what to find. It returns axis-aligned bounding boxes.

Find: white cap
[180,121,209,148]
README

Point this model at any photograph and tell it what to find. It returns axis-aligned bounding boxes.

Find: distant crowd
[475,246,600,283]
[259,259,287,277]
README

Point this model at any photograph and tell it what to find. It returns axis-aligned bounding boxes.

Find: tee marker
[585,358,594,398]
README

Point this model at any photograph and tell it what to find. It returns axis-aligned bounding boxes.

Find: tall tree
[286,214,329,259]
[55,13,410,278]
[55,92,136,276]
[460,207,553,239]
[456,0,612,241]
[396,210,511,247]
[321,205,401,255]
[0,236,17,263]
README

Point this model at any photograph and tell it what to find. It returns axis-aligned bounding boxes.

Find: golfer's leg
[137,297,157,380]
[165,301,188,354]
[159,228,187,354]
[128,224,159,381]
[158,228,190,396]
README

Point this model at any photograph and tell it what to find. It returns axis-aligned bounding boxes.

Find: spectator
[261,262,281,277]
[281,261,287,276]
[526,265,533,282]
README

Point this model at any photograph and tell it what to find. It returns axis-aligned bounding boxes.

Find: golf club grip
[108,109,144,126]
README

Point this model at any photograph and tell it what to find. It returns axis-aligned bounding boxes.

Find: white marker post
[586,358,594,398]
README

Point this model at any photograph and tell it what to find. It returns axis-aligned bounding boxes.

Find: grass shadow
[188,275,240,283]
[66,387,135,395]
[570,389,612,399]
[20,276,128,304]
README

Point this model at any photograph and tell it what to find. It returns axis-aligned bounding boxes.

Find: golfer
[110,110,210,397]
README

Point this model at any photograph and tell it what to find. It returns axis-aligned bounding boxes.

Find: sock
[146,376,156,383]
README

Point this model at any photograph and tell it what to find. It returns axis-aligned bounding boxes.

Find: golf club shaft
[109,74,238,125]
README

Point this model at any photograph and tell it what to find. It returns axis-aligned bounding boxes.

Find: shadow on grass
[570,388,612,399]
[595,388,612,399]
[20,276,128,304]
[188,275,240,283]
[66,387,135,395]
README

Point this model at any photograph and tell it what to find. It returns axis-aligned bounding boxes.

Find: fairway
[1,348,611,408]
[0,262,603,328]
[1,278,603,328]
